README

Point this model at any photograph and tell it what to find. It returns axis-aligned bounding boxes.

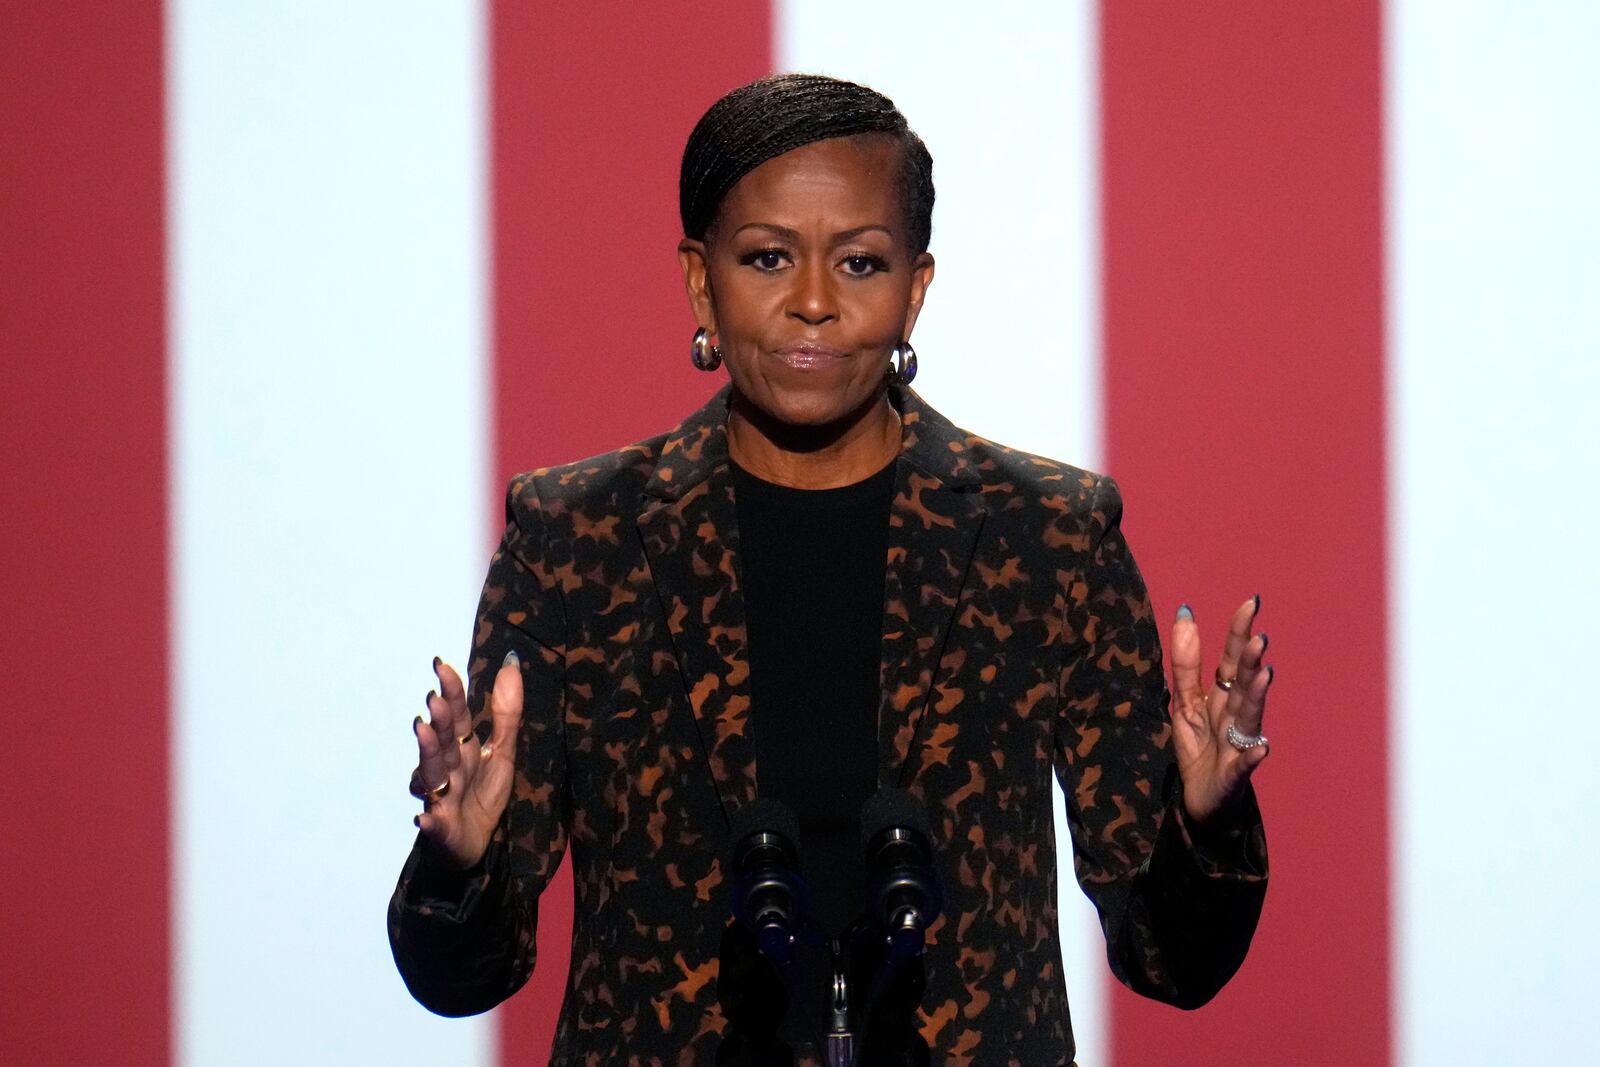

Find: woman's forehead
[719,136,902,221]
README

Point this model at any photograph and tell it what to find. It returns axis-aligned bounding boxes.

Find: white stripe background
[169,2,491,1061]
[1388,3,1600,1064]
[164,2,1599,1063]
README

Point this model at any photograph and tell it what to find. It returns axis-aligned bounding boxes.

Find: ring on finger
[425,777,450,801]
[1226,723,1269,751]
[1214,669,1236,693]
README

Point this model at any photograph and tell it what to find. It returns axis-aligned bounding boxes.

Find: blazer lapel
[636,386,757,826]
[879,388,988,789]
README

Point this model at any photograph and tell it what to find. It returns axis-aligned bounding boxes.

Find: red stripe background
[1100,3,1389,1063]
[0,4,170,1063]
[490,3,772,1059]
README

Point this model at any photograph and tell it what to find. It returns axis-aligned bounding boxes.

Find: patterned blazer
[389,385,1267,1066]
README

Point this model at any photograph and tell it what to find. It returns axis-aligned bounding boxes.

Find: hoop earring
[691,327,722,372]
[888,340,918,386]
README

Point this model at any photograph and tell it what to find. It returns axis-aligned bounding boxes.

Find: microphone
[729,798,811,969]
[859,789,943,967]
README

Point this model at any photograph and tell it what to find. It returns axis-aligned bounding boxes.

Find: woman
[390,74,1271,1066]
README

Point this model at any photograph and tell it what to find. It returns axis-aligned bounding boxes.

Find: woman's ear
[901,251,936,339]
[678,238,716,332]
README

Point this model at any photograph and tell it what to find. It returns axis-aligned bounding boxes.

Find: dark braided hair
[679,73,935,253]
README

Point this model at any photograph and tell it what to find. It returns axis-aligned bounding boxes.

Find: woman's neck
[726,388,901,489]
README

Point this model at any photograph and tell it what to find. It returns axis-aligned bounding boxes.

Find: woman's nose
[786,259,837,325]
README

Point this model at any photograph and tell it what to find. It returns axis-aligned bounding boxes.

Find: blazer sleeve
[388,474,570,1017]
[1055,474,1268,1009]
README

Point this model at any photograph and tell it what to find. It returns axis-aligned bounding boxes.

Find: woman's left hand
[1168,595,1274,826]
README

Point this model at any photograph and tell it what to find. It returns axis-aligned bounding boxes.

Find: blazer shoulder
[503,430,673,525]
[960,431,1115,513]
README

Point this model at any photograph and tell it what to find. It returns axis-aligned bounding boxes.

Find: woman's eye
[743,249,788,271]
[841,254,886,276]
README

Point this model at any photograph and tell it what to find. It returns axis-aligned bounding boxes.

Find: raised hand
[1167,596,1274,826]
[409,652,523,871]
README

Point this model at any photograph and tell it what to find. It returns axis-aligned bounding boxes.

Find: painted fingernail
[1258,632,1270,654]
[413,815,422,828]
[503,650,520,669]
[1176,603,1194,622]
[424,689,437,710]
[432,655,442,671]
[1267,664,1276,684]
[1252,593,1261,615]
[412,715,424,732]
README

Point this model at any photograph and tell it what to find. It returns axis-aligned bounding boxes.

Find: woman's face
[679,135,935,430]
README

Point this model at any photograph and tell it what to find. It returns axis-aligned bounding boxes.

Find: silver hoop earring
[691,327,722,372]
[888,340,917,386]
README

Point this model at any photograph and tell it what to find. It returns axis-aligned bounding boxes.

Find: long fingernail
[503,650,520,669]
[1258,632,1270,654]
[1252,593,1261,616]
[1176,603,1193,622]
[424,689,437,710]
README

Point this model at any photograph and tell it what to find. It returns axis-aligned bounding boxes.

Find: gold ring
[457,734,474,746]
[1214,669,1236,692]
[426,778,450,801]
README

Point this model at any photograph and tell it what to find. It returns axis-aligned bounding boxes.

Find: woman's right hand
[410,652,524,871]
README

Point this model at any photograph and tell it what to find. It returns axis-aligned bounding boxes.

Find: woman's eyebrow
[730,222,894,243]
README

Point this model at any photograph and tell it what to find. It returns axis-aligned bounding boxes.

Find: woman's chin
[750,383,878,431]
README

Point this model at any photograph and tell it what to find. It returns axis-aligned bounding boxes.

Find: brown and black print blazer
[389,385,1267,1066]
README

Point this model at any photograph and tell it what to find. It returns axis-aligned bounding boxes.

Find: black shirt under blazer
[389,384,1268,1066]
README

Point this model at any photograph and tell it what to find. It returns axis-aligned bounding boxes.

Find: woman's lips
[771,342,846,370]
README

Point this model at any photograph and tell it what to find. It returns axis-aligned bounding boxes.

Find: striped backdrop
[4,2,1596,1064]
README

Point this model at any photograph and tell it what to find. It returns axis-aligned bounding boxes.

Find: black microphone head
[859,788,930,853]
[860,788,942,946]
[727,798,808,969]
[731,797,801,851]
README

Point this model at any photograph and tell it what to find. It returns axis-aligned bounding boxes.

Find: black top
[732,457,896,942]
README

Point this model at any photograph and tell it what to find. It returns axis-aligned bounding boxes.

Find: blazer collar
[640,383,985,501]
[636,384,988,826]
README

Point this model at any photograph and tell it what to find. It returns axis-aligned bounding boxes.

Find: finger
[435,655,470,724]
[413,808,453,840]
[427,689,461,772]
[1213,594,1261,689]
[450,673,477,751]
[461,653,524,818]
[434,657,477,769]
[1168,604,1205,725]
[1219,633,1256,723]
[1229,639,1271,738]
[486,650,525,764]
[414,714,450,804]
[1244,730,1271,767]
[455,710,482,780]
[1231,710,1272,771]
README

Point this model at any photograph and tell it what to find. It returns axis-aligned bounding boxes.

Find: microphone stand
[824,939,855,1067]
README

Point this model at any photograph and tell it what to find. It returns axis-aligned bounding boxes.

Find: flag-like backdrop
[4,2,1597,1064]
